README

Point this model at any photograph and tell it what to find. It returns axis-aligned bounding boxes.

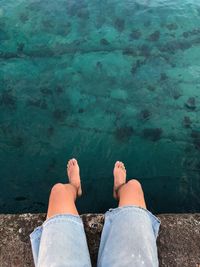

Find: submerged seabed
[0,0,200,214]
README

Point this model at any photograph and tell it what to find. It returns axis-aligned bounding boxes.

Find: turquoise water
[0,0,200,214]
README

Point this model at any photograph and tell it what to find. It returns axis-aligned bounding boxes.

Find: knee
[50,183,65,195]
[127,179,143,193]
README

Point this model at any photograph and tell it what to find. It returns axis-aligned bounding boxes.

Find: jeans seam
[42,214,83,227]
[43,218,83,227]
[108,206,150,219]
[107,206,161,226]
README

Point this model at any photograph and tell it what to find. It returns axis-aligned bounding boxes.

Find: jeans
[30,205,161,267]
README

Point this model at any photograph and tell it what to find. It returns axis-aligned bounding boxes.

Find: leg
[46,183,78,219]
[113,161,146,208]
[97,161,160,267]
[30,158,92,267]
[46,158,82,219]
[118,179,147,208]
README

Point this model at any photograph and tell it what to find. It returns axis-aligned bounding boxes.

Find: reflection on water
[0,0,200,214]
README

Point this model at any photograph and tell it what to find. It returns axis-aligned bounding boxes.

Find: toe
[72,158,77,165]
[119,161,123,168]
[116,161,121,168]
[120,162,126,171]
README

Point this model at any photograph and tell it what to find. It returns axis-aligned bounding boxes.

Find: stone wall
[0,213,200,267]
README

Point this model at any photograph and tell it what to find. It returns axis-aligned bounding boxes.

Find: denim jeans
[30,205,161,267]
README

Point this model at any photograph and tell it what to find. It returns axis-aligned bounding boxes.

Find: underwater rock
[191,130,200,150]
[182,32,189,38]
[19,13,29,23]
[0,29,8,41]
[191,130,200,139]
[0,51,18,59]
[26,98,40,107]
[42,19,71,36]
[17,43,25,53]
[144,20,151,27]
[114,126,134,142]
[159,40,192,53]
[167,87,182,100]
[40,88,53,95]
[96,61,103,70]
[192,27,200,36]
[27,45,54,58]
[143,128,163,141]
[100,38,110,45]
[27,2,41,12]
[139,44,151,57]
[182,32,190,38]
[0,90,17,108]
[183,116,192,128]
[139,109,152,121]
[178,41,192,51]
[148,30,160,41]
[47,126,54,137]
[114,18,125,32]
[147,84,156,91]
[26,98,47,109]
[158,42,176,53]
[0,124,12,135]
[95,16,106,29]
[184,97,196,110]
[182,28,200,38]
[42,19,54,30]
[15,197,27,201]
[66,3,77,16]
[184,145,193,153]
[122,48,137,56]
[195,161,200,170]
[78,108,84,113]
[0,21,6,29]
[11,136,24,148]
[131,59,146,75]
[52,109,67,121]
[166,23,178,30]
[55,86,64,94]
[77,8,90,19]
[160,73,168,81]
[57,23,71,36]
[129,29,141,40]
[66,1,88,17]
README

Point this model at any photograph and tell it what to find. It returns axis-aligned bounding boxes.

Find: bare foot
[113,161,126,199]
[66,158,82,197]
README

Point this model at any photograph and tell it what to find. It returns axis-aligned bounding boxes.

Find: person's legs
[113,161,147,208]
[97,161,161,267]
[46,158,82,219]
[29,159,92,267]
[46,183,79,219]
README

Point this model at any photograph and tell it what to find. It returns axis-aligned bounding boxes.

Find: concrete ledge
[0,213,200,267]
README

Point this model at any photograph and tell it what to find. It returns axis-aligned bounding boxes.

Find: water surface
[0,0,200,214]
